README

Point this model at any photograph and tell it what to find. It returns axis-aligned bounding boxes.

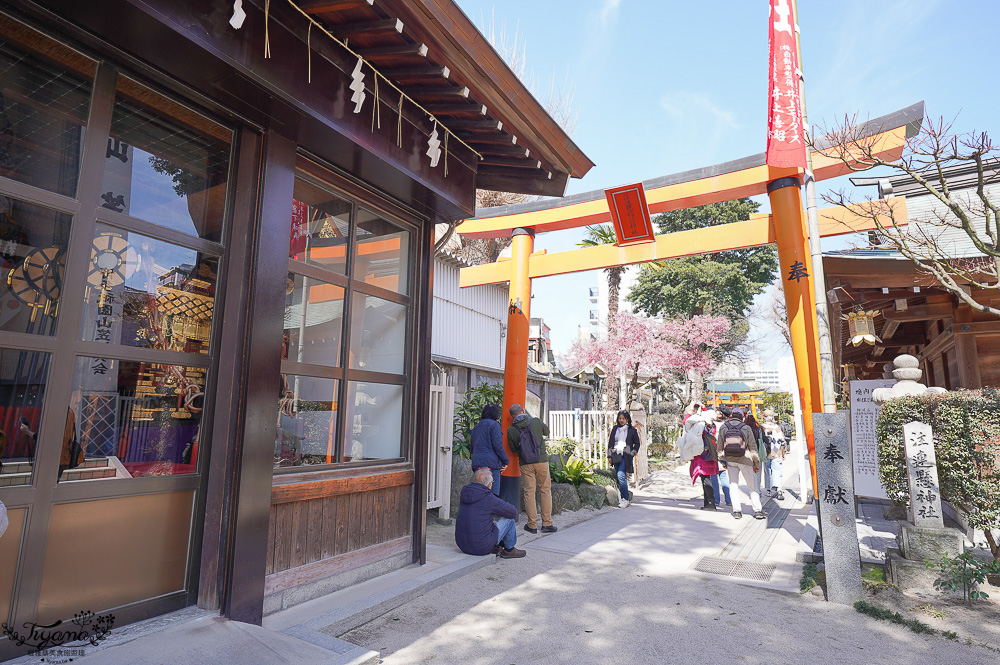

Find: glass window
[59,356,207,481]
[80,223,217,355]
[0,197,72,336]
[283,272,344,367]
[344,381,403,462]
[290,178,351,273]
[275,375,339,468]
[354,208,409,294]
[0,348,51,485]
[100,76,232,242]
[349,293,407,374]
[0,15,95,197]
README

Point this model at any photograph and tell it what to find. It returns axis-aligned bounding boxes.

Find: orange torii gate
[457,103,924,500]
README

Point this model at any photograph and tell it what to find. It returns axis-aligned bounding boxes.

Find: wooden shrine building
[0,1,592,659]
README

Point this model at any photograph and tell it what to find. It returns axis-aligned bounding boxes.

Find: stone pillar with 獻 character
[813,412,863,605]
[886,421,966,590]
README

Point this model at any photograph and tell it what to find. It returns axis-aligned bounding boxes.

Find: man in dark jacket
[507,403,557,535]
[455,468,525,558]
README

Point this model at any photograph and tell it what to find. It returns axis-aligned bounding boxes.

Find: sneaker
[523,525,537,534]
[541,525,558,533]
[777,491,785,500]
[498,547,526,559]
[700,504,717,511]
[732,511,743,520]
[725,501,733,506]
[753,511,766,520]
[620,499,630,508]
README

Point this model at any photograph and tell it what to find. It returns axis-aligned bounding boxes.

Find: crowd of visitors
[457,398,791,559]
[680,403,789,518]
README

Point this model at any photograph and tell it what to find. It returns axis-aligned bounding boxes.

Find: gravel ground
[344,470,998,665]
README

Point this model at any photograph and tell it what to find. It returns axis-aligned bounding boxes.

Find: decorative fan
[87,232,139,308]
[23,246,65,315]
[8,263,46,321]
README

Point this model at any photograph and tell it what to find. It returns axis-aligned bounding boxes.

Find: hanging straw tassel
[443,129,449,177]
[307,23,312,83]
[397,93,404,148]
[264,0,271,58]
[371,70,381,131]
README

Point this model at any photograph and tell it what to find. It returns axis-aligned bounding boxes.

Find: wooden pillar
[953,305,983,388]
[768,176,823,499]
[499,228,534,505]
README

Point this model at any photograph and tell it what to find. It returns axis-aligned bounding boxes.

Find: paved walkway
[338,470,997,665]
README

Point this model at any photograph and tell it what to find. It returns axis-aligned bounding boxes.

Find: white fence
[426,384,455,517]
[548,410,650,482]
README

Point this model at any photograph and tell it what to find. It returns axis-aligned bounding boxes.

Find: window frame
[275,158,418,474]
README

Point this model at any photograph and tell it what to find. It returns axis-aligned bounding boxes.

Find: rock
[550,483,581,513]
[605,484,622,508]
[449,456,474,518]
[577,484,606,509]
[548,453,568,470]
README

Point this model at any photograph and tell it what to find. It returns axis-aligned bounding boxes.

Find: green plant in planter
[876,388,1000,560]
[550,456,595,487]
[452,382,504,459]
[926,550,1000,604]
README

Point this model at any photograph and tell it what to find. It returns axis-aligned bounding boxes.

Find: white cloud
[659,91,742,148]
[597,0,623,23]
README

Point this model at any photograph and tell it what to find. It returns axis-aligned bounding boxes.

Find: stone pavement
[338,469,996,665]
[6,469,995,664]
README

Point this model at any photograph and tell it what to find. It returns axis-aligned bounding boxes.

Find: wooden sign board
[605,183,655,245]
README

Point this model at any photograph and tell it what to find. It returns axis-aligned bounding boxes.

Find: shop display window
[80,223,217,355]
[101,77,232,242]
[59,356,206,481]
[275,374,339,468]
[0,14,95,197]
[0,348,52,485]
[353,208,409,295]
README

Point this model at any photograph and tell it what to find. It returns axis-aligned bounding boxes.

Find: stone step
[79,457,111,468]
[61,465,118,481]
[0,461,32,474]
[0,472,30,487]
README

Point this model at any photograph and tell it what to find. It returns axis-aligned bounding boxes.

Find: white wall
[431,256,507,369]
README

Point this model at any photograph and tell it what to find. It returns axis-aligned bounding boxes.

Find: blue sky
[454,0,998,366]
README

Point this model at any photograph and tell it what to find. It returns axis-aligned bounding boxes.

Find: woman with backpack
[607,410,641,507]
[470,403,508,496]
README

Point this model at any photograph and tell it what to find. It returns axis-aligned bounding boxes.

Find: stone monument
[886,421,965,589]
[813,412,863,605]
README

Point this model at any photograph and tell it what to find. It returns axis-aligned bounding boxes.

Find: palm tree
[579,224,622,410]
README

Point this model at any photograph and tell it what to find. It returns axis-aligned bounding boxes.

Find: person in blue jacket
[455,468,525,558]
[470,403,508,495]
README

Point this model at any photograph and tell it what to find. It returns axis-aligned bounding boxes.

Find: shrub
[550,456,595,487]
[876,388,1000,558]
[452,383,504,459]
[925,550,1000,604]
[547,437,579,458]
[591,467,618,488]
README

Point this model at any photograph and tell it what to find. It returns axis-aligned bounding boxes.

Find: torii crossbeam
[457,102,924,500]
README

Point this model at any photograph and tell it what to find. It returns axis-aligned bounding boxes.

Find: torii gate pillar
[768,176,823,499]
[498,227,534,507]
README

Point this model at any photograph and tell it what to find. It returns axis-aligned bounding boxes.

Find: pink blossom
[569,311,729,379]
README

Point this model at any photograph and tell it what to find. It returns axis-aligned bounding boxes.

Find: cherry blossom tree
[569,311,730,409]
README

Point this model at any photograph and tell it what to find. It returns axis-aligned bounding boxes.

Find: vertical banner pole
[498,227,534,508]
[768,177,822,499]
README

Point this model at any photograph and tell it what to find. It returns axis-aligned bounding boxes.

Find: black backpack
[722,422,748,458]
[780,421,794,440]
[519,422,542,464]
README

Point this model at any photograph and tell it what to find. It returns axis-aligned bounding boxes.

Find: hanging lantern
[841,363,858,381]
[845,309,880,347]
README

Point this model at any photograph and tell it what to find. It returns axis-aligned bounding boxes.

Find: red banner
[605,183,655,246]
[766,0,806,169]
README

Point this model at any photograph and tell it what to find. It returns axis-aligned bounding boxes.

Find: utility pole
[792,0,837,414]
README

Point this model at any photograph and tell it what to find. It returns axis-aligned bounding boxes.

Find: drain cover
[692,556,776,582]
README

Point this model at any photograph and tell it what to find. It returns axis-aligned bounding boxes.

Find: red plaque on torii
[605,182,655,245]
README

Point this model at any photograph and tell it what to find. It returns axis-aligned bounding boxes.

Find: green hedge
[876,389,1000,555]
